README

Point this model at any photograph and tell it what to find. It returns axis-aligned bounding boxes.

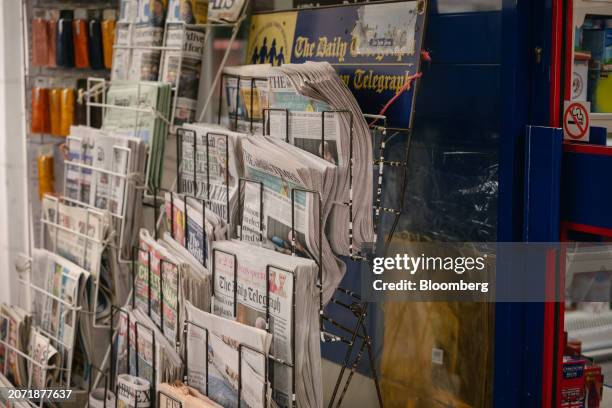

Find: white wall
[0,1,29,305]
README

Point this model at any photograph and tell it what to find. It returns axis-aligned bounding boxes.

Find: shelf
[574,0,612,27]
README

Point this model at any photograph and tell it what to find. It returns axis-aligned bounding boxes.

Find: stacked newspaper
[177,123,247,233]
[102,81,172,190]
[65,126,147,259]
[163,192,227,269]
[0,304,31,387]
[112,0,167,82]
[240,135,344,304]
[211,240,323,408]
[29,249,93,386]
[113,307,183,387]
[41,195,129,325]
[273,62,375,256]
[221,65,271,133]
[186,302,272,408]
[161,1,208,126]
[135,228,213,344]
[28,328,61,389]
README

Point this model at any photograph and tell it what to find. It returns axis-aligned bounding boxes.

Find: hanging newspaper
[178,123,246,233]
[29,329,60,389]
[240,136,345,303]
[162,1,208,126]
[211,240,322,408]
[113,0,168,81]
[135,229,181,344]
[186,302,272,408]
[222,65,271,133]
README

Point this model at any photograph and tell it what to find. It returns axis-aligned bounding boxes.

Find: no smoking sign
[563,101,590,141]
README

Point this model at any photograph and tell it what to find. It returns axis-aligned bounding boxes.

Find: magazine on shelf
[211,240,322,408]
[185,302,272,408]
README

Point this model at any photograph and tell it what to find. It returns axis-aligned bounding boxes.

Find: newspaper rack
[40,194,115,329]
[62,130,144,264]
[129,245,182,349]
[14,254,85,392]
[85,77,170,199]
[183,319,275,408]
[110,0,251,129]
[218,73,269,134]
[0,314,58,408]
[109,305,158,408]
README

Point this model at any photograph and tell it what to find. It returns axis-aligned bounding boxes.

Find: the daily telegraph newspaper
[240,136,345,304]
[161,1,207,126]
[211,240,322,408]
[178,123,246,233]
[222,65,271,133]
[186,302,272,408]
[112,0,167,82]
[114,308,183,388]
[0,304,31,388]
[65,126,147,259]
[29,249,92,385]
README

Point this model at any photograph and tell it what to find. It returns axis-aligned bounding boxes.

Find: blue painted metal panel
[561,148,612,229]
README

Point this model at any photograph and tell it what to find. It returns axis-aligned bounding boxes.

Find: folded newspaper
[185,302,272,408]
[272,62,375,256]
[211,240,323,408]
[102,81,172,190]
[240,135,344,304]
[65,126,147,259]
[135,228,213,345]
[41,195,129,325]
[0,372,31,407]
[208,0,247,22]
[28,328,60,389]
[177,123,246,234]
[163,191,227,270]
[114,307,183,388]
[161,1,208,127]
[28,249,93,386]
[0,304,31,388]
[113,0,167,82]
[221,64,272,133]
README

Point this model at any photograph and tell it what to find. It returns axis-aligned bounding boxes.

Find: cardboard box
[562,357,586,407]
